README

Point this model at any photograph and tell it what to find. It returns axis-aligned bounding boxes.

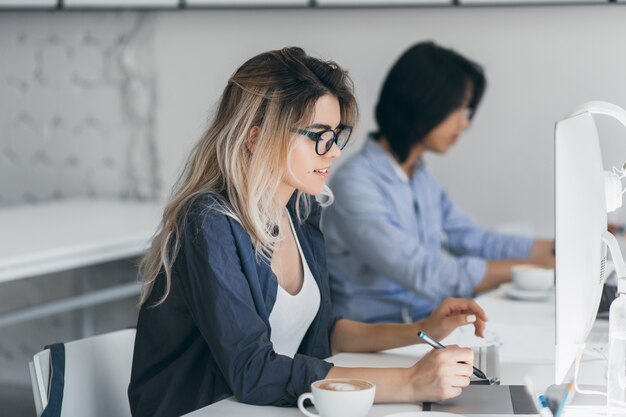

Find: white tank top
[268,213,321,358]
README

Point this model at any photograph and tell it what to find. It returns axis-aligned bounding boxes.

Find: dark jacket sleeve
[175,204,332,406]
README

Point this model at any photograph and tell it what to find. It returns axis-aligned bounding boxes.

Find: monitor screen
[554,111,608,384]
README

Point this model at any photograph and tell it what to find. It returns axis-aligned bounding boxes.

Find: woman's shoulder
[183,193,239,236]
[186,192,228,213]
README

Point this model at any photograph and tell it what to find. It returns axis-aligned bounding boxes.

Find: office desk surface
[0,199,163,283]
[185,288,597,417]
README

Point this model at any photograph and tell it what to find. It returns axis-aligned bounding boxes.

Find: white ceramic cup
[297,378,376,417]
[511,265,554,291]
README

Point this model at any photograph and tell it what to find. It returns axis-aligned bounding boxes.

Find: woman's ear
[246,127,260,153]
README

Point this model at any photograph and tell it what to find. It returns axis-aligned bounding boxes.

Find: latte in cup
[297,378,376,417]
[316,379,372,391]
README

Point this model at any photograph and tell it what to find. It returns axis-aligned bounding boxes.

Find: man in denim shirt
[322,42,555,323]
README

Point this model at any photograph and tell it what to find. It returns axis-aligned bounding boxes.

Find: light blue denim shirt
[321,137,533,323]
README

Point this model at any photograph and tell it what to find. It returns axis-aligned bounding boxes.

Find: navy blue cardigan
[128,194,336,417]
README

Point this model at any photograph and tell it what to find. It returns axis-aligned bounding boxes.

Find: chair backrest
[29,328,136,417]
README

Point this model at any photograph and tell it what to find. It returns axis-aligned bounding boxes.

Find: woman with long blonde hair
[128,47,488,417]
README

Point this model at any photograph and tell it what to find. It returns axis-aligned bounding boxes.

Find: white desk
[0,199,163,328]
[185,288,609,417]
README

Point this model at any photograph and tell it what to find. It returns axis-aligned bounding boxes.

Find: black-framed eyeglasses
[291,124,353,156]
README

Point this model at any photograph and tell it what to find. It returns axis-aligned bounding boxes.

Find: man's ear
[246,127,260,153]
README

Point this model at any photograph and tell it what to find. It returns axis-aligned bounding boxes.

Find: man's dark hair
[374,41,486,162]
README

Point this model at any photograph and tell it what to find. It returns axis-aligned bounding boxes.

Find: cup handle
[297,393,319,417]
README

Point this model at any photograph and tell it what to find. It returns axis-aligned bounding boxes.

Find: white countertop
[0,198,163,283]
[185,286,611,416]
[185,288,571,417]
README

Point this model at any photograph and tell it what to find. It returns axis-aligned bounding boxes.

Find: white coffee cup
[297,378,376,417]
[511,265,554,291]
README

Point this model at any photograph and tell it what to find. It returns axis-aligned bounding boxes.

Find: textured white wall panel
[0,12,160,207]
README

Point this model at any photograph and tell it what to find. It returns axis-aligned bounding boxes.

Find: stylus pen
[417,331,488,380]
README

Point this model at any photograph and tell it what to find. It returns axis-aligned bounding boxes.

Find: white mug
[511,265,554,291]
[297,378,376,417]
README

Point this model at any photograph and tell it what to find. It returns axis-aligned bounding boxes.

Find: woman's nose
[325,141,342,159]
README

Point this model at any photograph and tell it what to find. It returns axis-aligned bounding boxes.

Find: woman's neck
[275,183,296,210]
[377,137,424,179]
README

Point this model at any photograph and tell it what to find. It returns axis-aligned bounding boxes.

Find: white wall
[0,12,159,207]
[153,5,626,236]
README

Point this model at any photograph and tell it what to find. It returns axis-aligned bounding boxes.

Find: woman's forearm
[330,319,422,355]
[325,366,412,403]
[330,297,487,355]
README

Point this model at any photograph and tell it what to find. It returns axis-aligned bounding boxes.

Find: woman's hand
[405,345,474,402]
[419,298,488,341]
[328,331,475,403]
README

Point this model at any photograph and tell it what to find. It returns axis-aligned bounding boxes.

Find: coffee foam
[315,379,372,392]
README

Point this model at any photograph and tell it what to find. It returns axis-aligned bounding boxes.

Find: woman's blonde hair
[139,47,358,306]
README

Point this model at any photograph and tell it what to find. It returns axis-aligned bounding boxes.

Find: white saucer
[502,282,553,301]
[384,412,466,417]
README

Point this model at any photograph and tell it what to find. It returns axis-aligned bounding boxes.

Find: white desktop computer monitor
[554,110,608,384]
